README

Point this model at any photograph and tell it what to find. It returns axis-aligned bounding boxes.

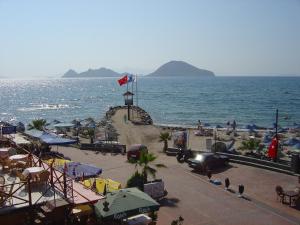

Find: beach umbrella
[245,124,258,132]
[94,188,160,220]
[52,119,61,124]
[293,143,300,150]
[283,138,300,146]
[56,162,102,180]
[263,133,272,143]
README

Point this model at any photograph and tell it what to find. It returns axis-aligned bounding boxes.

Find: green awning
[94,188,160,220]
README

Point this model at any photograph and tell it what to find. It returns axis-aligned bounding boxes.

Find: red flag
[118,75,128,86]
[268,137,278,159]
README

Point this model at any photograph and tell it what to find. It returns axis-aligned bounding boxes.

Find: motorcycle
[176,148,193,163]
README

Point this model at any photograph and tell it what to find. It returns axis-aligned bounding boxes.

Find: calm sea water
[0,76,299,128]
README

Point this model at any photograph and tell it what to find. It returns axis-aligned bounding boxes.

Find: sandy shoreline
[107,108,256,154]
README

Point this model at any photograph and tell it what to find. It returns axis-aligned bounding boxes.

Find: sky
[0,0,300,78]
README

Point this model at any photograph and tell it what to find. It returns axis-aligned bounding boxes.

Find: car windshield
[195,154,204,162]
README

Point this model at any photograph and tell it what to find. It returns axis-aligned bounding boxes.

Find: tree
[130,150,166,183]
[126,171,144,190]
[159,132,171,153]
[28,119,47,131]
[87,128,95,144]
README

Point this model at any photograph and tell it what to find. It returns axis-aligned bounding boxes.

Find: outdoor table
[9,154,28,162]
[284,190,298,206]
[23,167,44,181]
[0,148,9,159]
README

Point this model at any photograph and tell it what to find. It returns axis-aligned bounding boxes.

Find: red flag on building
[118,75,128,86]
[268,137,278,159]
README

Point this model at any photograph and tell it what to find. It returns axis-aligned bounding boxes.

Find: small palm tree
[131,150,166,183]
[159,132,171,152]
[28,119,47,131]
[87,128,95,144]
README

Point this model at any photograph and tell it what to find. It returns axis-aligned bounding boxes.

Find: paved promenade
[57,146,300,225]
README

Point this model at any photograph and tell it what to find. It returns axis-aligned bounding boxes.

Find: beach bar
[0,136,104,225]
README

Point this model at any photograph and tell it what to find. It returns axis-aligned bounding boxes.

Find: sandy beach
[110,108,269,155]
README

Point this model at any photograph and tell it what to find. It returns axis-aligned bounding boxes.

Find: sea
[0,76,299,128]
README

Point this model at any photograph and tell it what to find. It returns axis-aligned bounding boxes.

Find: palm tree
[28,119,47,131]
[159,132,171,153]
[131,150,166,183]
[87,128,95,144]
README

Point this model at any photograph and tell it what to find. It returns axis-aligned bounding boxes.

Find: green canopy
[94,188,160,220]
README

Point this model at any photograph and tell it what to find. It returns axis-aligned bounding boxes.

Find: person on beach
[197,120,204,134]
[197,120,202,130]
[232,120,237,135]
[232,120,236,129]
[226,121,230,134]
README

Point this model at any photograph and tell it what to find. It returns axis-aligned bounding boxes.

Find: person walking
[232,120,236,130]
[197,120,202,130]
[226,121,230,134]
[232,120,237,135]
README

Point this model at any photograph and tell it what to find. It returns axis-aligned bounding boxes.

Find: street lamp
[123,91,134,121]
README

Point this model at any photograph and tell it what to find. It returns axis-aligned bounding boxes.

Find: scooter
[176,148,193,163]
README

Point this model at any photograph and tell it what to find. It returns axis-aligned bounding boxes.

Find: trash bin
[291,153,300,174]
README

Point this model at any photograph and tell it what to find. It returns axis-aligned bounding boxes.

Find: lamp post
[123,91,134,121]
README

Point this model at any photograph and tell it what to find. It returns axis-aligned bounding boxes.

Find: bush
[239,139,260,151]
[126,171,144,191]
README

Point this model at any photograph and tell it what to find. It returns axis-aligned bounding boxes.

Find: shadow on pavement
[159,197,180,208]
[190,164,234,176]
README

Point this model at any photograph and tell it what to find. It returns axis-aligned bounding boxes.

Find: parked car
[188,152,229,172]
[127,144,148,160]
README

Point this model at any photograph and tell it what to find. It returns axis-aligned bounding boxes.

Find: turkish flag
[268,137,278,159]
[118,75,128,86]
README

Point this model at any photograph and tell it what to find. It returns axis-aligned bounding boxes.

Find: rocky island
[147,60,215,77]
[62,60,214,78]
[62,68,125,78]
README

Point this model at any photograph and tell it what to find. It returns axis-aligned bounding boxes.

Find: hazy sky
[0,0,300,77]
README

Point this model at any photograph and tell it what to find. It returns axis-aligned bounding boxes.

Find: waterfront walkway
[57,146,300,225]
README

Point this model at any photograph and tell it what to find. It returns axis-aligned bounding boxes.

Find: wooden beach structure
[0,135,104,225]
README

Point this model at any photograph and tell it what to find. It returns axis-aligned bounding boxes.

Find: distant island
[147,61,214,77]
[62,60,214,78]
[62,68,124,78]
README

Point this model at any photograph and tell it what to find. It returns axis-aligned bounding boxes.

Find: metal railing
[0,142,75,209]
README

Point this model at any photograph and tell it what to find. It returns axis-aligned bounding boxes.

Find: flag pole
[275,109,278,162]
[136,75,138,107]
[131,76,134,119]
[275,109,278,140]
[136,75,138,118]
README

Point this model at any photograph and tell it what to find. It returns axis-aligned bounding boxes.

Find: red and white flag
[118,75,128,86]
